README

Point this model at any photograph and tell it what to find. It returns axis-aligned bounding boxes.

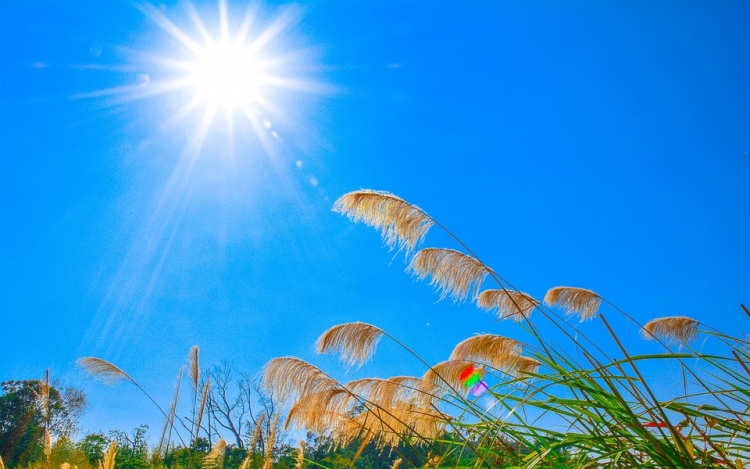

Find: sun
[187,41,264,109]
[78,1,330,155]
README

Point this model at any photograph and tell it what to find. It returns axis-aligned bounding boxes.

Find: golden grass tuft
[408,248,489,302]
[203,438,226,469]
[346,376,423,408]
[61,463,71,469]
[43,428,51,457]
[0,455,4,469]
[294,440,306,469]
[641,316,699,346]
[195,378,210,443]
[315,322,384,370]
[248,412,266,453]
[477,289,538,321]
[77,357,134,385]
[333,190,434,256]
[188,346,200,392]
[390,458,402,469]
[450,334,523,370]
[284,388,351,433]
[262,413,281,469]
[509,356,542,375]
[422,360,479,393]
[544,286,602,321]
[98,440,117,469]
[261,357,337,403]
[158,367,183,456]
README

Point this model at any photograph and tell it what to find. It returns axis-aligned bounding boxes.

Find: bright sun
[187,42,263,108]
[78,1,329,155]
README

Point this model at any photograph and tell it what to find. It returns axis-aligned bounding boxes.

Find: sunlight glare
[188,41,263,108]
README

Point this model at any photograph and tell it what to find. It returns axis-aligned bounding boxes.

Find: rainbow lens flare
[459,364,488,397]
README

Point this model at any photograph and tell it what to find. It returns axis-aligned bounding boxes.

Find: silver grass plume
[315,322,384,370]
[261,357,338,403]
[247,412,266,454]
[98,440,117,469]
[77,357,135,385]
[194,378,210,445]
[641,316,699,346]
[408,248,489,302]
[477,290,538,321]
[294,440,306,469]
[450,334,523,370]
[333,190,433,257]
[544,286,602,321]
[188,346,200,393]
[203,439,226,469]
[158,367,183,456]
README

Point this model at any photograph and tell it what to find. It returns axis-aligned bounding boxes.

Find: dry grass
[284,388,351,433]
[422,360,479,393]
[509,356,542,375]
[247,412,266,454]
[294,440,305,469]
[408,248,489,302]
[477,289,538,321]
[315,322,384,369]
[390,459,402,469]
[77,357,135,385]
[261,357,337,403]
[195,378,210,443]
[641,316,699,346]
[188,346,200,392]
[43,428,51,458]
[203,439,226,469]
[544,286,602,321]
[98,441,117,469]
[346,376,423,408]
[449,334,523,370]
[333,189,434,256]
[158,367,183,455]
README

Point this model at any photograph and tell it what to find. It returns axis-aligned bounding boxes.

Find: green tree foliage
[0,379,87,468]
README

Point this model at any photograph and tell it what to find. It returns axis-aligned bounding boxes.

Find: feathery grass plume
[333,189,434,256]
[194,378,210,444]
[262,413,281,469]
[408,248,490,302]
[203,439,227,469]
[424,454,443,468]
[422,360,478,393]
[0,455,4,469]
[351,433,373,465]
[477,289,539,320]
[284,388,351,433]
[188,346,200,392]
[261,357,338,403]
[508,356,542,375]
[544,286,602,321]
[316,322,384,370]
[44,428,51,457]
[158,366,183,456]
[248,412,266,453]
[641,316,699,346]
[61,463,71,469]
[98,440,117,469]
[294,440,305,469]
[390,458,402,469]
[449,334,523,370]
[346,376,423,408]
[77,357,135,385]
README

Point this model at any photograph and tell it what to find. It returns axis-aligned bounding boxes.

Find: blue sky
[1,0,748,440]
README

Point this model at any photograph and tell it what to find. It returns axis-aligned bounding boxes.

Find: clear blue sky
[1,0,748,439]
